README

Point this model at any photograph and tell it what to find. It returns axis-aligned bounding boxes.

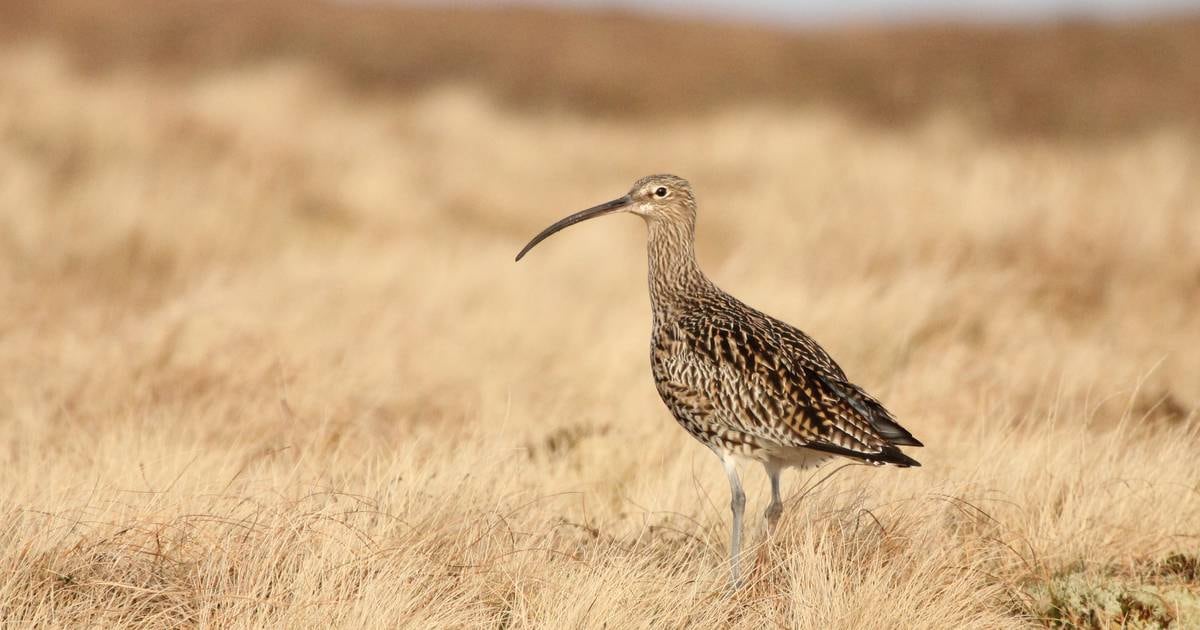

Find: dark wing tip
[888,435,924,448]
[800,440,921,468]
[823,378,923,449]
[876,445,921,467]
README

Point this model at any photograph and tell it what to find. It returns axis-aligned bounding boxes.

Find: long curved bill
[514,195,632,261]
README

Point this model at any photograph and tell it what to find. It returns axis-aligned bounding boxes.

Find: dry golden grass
[1,10,1199,628]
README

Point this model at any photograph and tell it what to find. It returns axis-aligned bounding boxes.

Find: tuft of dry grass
[1,7,1199,628]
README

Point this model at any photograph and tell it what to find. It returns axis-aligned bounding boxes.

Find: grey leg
[764,461,783,534]
[720,453,746,588]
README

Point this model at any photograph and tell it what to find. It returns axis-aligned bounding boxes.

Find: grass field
[1,2,1199,627]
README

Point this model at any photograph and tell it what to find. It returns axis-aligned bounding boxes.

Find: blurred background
[1,0,1199,626]
[5,0,1200,134]
[3,0,1197,425]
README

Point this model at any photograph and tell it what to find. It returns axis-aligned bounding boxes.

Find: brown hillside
[2,0,1199,136]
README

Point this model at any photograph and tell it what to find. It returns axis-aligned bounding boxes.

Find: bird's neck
[646,218,709,309]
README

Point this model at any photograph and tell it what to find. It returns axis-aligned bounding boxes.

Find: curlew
[515,174,922,586]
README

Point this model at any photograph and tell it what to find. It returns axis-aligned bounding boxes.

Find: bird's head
[515,174,695,261]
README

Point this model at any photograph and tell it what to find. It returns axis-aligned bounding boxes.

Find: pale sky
[420,0,1200,25]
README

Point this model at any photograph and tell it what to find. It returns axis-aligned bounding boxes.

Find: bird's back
[650,285,921,468]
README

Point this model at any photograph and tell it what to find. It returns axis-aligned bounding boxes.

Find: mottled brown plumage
[516,174,922,586]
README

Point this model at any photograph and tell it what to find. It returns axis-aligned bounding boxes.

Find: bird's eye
[654,187,669,198]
